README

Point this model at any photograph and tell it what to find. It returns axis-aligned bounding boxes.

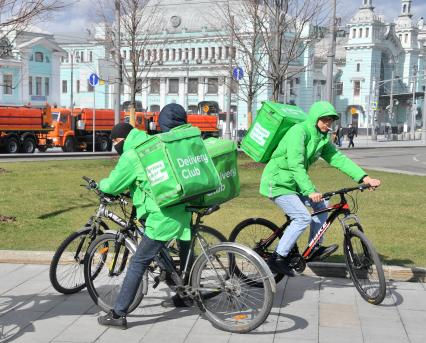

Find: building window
[353,80,361,96]
[87,80,94,92]
[336,81,343,95]
[89,51,93,62]
[366,27,370,38]
[352,28,356,38]
[211,47,216,59]
[3,74,12,95]
[34,52,44,62]
[77,80,80,93]
[35,76,42,96]
[153,49,157,61]
[29,76,33,95]
[207,78,218,94]
[45,77,49,96]
[204,47,209,60]
[356,63,360,72]
[225,46,230,58]
[231,79,238,94]
[191,48,195,60]
[405,34,408,43]
[359,28,363,38]
[178,49,182,61]
[80,51,84,62]
[150,104,160,112]
[231,47,237,59]
[187,105,198,114]
[150,78,160,94]
[168,78,179,93]
[188,78,198,94]
[198,47,202,59]
[172,49,176,61]
[165,49,169,61]
[218,47,222,59]
[136,78,143,93]
[185,48,189,60]
[62,80,67,93]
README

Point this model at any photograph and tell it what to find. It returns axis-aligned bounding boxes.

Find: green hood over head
[123,128,150,152]
[307,101,339,126]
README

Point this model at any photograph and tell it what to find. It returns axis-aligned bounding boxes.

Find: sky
[36,0,426,39]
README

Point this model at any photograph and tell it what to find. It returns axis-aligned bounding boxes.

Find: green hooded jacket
[259,101,367,198]
[99,128,191,241]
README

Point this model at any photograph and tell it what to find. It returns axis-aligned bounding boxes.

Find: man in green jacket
[97,104,191,329]
[260,101,380,277]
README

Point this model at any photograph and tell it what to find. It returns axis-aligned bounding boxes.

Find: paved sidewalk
[336,136,425,149]
[1,263,425,343]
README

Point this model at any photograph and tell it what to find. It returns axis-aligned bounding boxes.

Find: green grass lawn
[0,154,425,267]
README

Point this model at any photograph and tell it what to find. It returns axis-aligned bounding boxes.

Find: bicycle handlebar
[81,176,128,205]
[322,184,371,199]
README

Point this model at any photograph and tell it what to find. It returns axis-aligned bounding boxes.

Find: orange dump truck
[0,106,53,153]
[48,108,115,152]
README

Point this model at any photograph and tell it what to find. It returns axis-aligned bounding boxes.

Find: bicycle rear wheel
[49,227,94,294]
[343,227,386,305]
[191,242,275,333]
[229,218,284,286]
[84,233,145,313]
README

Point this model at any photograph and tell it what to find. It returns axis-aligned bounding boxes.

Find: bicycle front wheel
[343,227,386,305]
[49,227,93,294]
[191,242,275,333]
[229,218,284,285]
[84,233,145,313]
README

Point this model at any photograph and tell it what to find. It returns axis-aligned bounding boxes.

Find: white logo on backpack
[146,161,169,185]
[249,122,270,146]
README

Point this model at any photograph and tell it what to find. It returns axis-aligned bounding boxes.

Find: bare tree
[218,0,269,126]
[0,0,65,38]
[98,0,163,125]
[259,0,327,101]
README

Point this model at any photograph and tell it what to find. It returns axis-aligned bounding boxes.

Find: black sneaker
[161,294,193,308]
[306,244,339,262]
[98,310,127,330]
[267,252,295,277]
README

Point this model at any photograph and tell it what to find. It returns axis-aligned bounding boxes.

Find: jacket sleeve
[321,142,366,182]
[98,150,138,195]
[286,126,316,196]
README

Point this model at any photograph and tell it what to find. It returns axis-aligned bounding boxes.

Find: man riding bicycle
[97,103,192,329]
[260,101,381,277]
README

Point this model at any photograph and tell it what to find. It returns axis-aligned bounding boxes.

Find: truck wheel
[62,137,76,152]
[21,137,36,153]
[97,136,109,152]
[37,146,48,153]
[5,137,19,154]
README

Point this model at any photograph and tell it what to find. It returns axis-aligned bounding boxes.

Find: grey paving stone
[362,326,410,343]
[319,326,363,343]
[387,281,425,291]
[393,289,426,311]
[0,265,48,295]
[399,309,426,337]
[319,303,360,329]
[54,314,106,342]
[183,333,231,343]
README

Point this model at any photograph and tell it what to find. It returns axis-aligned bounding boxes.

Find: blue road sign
[88,73,99,87]
[233,67,244,81]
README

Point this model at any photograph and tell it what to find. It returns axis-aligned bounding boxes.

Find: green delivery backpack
[190,138,240,206]
[241,101,307,163]
[136,124,221,207]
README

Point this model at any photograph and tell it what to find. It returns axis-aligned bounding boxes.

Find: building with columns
[0,28,66,107]
[56,0,425,134]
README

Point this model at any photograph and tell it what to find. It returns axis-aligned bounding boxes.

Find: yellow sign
[203,105,209,113]
[99,79,105,85]
[350,107,357,115]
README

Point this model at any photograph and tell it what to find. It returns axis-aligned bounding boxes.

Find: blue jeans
[114,235,164,316]
[273,194,328,257]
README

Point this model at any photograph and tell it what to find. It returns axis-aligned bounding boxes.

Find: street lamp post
[411,65,417,139]
[423,70,426,144]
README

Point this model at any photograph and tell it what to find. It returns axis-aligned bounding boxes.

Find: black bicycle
[49,176,135,294]
[229,185,386,305]
[84,205,276,333]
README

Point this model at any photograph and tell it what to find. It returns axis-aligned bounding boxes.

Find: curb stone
[0,250,425,283]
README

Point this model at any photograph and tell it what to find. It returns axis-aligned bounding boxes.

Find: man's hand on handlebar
[362,176,381,189]
[309,192,323,203]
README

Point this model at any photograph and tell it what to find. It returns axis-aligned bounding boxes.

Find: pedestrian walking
[333,124,342,147]
[347,124,357,148]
